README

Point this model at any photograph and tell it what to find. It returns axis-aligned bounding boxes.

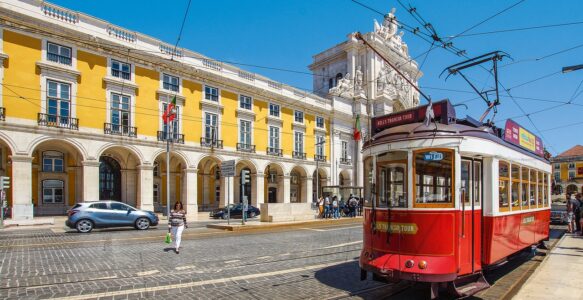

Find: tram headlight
[418,260,427,269]
[405,260,414,268]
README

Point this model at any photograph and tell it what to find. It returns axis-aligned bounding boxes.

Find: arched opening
[30,139,84,216]
[312,168,328,200]
[553,184,563,195]
[264,164,284,203]
[197,156,221,211]
[567,184,578,195]
[153,152,187,213]
[339,170,352,186]
[98,146,141,207]
[290,166,308,203]
[0,139,13,216]
[99,156,121,201]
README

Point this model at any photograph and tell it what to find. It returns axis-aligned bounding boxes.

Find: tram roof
[366,100,549,163]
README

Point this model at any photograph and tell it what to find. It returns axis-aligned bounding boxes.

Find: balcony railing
[340,157,351,165]
[237,143,256,153]
[200,137,223,149]
[38,113,78,130]
[157,131,184,144]
[293,151,306,159]
[0,107,5,121]
[111,69,131,80]
[47,53,72,65]
[314,154,327,162]
[104,123,137,137]
[267,147,283,157]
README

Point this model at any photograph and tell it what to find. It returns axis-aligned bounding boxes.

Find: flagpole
[166,99,172,222]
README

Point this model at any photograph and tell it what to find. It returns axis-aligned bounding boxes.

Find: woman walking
[169,201,187,254]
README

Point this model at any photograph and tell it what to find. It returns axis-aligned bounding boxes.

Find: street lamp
[315,139,326,201]
[562,64,583,74]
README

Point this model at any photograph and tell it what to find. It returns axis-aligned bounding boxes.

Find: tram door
[460,158,483,274]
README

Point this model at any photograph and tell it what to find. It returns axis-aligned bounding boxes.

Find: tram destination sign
[503,120,544,157]
[371,99,456,134]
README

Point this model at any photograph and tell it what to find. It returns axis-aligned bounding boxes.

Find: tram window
[530,169,537,207]
[414,149,453,207]
[511,165,520,210]
[543,173,549,207]
[520,167,529,209]
[499,161,510,212]
[537,171,543,208]
[474,161,482,206]
[378,163,407,208]
[461,160,471,205]
[363,157,373,207]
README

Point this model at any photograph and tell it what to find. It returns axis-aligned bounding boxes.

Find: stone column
[253,171,264,206]
[356,139,364,187]
[221,176,235,207]
[10,155,33,220]
[82,160,100,202]
[184,168,198,221]
[304,177,313,203]
[282,175,291,204]
[137,164,154,212]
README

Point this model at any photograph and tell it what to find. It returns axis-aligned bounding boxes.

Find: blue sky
[49,0,583,155]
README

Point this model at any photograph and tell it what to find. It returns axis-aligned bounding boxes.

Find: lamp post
[315,139,326,201]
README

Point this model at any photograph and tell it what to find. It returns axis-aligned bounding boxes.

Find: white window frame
[569,170,576,179]
[294,131,304,153]
[110,92,132,133]
[315,135,325,156]
[294,110,304,124]
[568,163,576,169]
[239,119,253,146]
[316,116,325,128]
[42,179,65,204]
[162,73,181,93]
[45,79,72,119]
[204,85,219,102]
[46,41,72,66]
[239,94,253,110]
[269,103,280,118]
[204,112,219,141]
[161,102,181,139]
[554,172,560,182]
[41,38,77,69]
[42,150,65,173]
[269,126,280,149]
[341,141,349,159]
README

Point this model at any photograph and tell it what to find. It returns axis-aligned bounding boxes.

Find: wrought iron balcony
[267,147,283,157]
[237,143,256,153]
[0,107,5,121]
[157,131,184,144]
[104,123,137,137]
[200,137,223,149]
[314,154,327,162]
[47,53,72,65]
[38,113,78,130]
[293,151,306,159]
[340,157,352,165]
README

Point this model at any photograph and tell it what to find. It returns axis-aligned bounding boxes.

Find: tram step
[450,272,490,298]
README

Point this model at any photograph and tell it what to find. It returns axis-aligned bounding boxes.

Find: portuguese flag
[353,114,361,141]
[162,95,177,124]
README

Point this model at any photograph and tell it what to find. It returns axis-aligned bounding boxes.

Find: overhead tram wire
[453,20,583,38]
[171,0,193,61]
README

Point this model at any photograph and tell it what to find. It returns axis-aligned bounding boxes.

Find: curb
[206,217,363,231]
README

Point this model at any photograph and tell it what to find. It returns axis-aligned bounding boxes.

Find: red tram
[359,100,551,298]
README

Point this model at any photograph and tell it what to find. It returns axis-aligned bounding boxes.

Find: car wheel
[249,212,256,218]
[76,219,94,233]
[221,214,228,220]
[135,217,150,230]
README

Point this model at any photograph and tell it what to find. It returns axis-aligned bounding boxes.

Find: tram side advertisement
[503,120,544,156]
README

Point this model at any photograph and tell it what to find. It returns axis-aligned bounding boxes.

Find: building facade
[0,1,420,221]
[550,145,583,195]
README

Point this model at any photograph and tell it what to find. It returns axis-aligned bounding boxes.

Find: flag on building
[353,114,361,141]
[162,96,177,124]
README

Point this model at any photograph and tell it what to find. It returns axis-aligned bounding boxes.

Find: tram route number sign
[221,160,236,177]
[423,151,443,161]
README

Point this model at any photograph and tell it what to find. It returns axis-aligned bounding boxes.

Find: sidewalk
[513,233,583,300]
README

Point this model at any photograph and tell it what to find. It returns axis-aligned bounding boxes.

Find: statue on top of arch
[373,8,409,56]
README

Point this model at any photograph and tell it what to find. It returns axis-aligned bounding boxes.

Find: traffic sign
[221,160,236,177]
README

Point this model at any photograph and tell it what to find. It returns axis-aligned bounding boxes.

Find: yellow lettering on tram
[374,222,418,234]
[521,216,535,225]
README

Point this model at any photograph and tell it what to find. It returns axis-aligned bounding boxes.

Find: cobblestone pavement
[0,222,402,299]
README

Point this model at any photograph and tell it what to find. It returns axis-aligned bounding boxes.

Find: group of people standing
[567,193,583,235]
[316,194,362,219]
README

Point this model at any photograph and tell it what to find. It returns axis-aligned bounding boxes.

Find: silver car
[66,201,159,233]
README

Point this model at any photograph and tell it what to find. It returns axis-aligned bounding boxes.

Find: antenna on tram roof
[440,51,511,124]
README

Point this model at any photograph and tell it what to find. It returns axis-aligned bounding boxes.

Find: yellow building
[551,145,583,195]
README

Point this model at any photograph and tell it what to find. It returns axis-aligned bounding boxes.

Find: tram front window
[499,161,510,211]
[414,149,454,207]
[363,157,373,207]
[511,165,520,209]
[378,164,407,208]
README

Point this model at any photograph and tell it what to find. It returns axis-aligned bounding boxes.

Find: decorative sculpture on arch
[329,66,366,99]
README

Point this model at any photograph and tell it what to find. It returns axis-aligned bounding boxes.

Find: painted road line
[136,270,160,276]
[91,275,118,280]
[321,240,362,249]
[224,259,240,264]
[257,256,271,259]
[300,225,361,232]
[300,228,326,232]
[175,265,195,271]
[50,260,351,300]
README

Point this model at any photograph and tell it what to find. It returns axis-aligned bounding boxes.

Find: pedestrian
[324,196,331,218]
[573,194,582,233]
[168,201,187,254]
[358,197,363,216]
[318,196,324,219]
[349,196,358,217]
[567,194,576,234]
[332,196,339,219]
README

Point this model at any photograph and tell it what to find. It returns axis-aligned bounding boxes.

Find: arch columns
[82,160,100,202]
[304,177,313,203]
[282,175,291,204]
[253,172,264,206]
[10,155,33,220]
[220,176,235,207]
[184,168,198,221]
[137,164,154,212]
